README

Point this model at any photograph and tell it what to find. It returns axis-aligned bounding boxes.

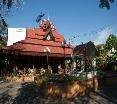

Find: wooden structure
[0,19,73,73]
[73,41,97,70]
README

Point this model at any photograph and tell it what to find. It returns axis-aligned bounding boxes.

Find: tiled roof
[73,41,97,57]
[4,26,73,57]
[26,28,64,42]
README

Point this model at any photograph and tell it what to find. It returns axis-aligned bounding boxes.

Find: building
[0,19,73,74]
[73,41,97,70]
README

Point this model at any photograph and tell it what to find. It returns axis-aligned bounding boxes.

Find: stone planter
[44,81,86,99]
[44,77,98,99]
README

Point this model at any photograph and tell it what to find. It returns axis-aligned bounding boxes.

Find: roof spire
[36,12,45,24]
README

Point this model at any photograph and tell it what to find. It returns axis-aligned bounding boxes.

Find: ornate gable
[40,19,55,41]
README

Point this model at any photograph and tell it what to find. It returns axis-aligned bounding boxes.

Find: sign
[7,28,26,46]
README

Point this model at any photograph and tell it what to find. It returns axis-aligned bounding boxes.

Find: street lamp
[44,47,51,69]
[61,41,66,58]
[61,40,67,74]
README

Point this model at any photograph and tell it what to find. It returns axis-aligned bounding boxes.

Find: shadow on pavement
[13,82,42,104]
[0,90,13,104]
[99,83,117,103]
[98,73,117,104]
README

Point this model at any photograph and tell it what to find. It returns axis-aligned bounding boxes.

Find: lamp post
[61,41,67,74]
[62,42,65,58]
[44,47,50,69]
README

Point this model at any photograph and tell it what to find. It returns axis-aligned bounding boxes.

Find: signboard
[7,28,26,46]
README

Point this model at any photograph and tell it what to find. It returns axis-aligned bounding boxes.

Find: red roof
[4,21,73,57]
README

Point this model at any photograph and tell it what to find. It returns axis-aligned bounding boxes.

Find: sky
[6,0,117,45]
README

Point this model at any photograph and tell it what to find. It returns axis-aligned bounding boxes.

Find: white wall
[7,28,26,46]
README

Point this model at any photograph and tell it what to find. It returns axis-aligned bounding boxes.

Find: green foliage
[0,0,23,14]
[105,34,117,50]
[99,0,114,10]
[0,36,7,47]
[35,73,88,88]
[0,34,7,46]
[0,0,23,46]
[106,35,117,67]
[96,44,108,67]
[96,34,117,71]
[0,17,8,46]
[48,75,77,83]
[64,59,72,69]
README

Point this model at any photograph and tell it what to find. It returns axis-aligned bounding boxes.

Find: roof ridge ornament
[40,19,55,41]
[40,19,56,31]
[36,12,45,24]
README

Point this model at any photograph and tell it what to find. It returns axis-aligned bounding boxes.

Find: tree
[96,44,108,69]
[96,34,117,71]
[105,34,117,51]
[0,0,23,46]
[0,16,8,46]
[99,0,115,9]
[105,34,117,70]
[0,0,23,15]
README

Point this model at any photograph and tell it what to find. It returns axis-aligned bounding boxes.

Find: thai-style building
[0,19,73,74]
[73,41,97,70]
